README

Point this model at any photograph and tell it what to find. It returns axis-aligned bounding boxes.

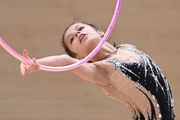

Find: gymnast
[20,20,175,120]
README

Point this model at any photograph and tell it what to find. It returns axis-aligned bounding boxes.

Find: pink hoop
[0,0,122,72]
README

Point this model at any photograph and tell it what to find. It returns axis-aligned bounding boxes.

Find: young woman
[20,21,175,120]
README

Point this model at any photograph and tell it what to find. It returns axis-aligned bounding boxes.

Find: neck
[91,42,117,62]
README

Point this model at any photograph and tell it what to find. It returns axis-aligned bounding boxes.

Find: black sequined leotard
[99,44,175,120]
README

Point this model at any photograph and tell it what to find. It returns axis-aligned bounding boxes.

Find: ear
[98,30,105,38]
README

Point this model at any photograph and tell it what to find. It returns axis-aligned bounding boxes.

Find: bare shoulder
[117,44,137,50]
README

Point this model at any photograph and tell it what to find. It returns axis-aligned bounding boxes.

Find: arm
[20,49,108,86]
[20,49,72,76]
[69,58,109,86]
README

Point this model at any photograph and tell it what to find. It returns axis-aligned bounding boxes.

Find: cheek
[87,36,101,48]
[71,43,83,53]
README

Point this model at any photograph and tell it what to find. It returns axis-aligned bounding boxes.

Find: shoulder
[117,44,137,49]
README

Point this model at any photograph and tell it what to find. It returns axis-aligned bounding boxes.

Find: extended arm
[20,49,71,76]
[20,49,108,86]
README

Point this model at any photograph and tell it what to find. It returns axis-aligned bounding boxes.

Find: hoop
[0,0,122,72]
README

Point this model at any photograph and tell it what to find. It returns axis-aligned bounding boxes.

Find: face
[64,23,104,59]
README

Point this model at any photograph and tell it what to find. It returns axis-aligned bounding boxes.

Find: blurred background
[0,0,179,120]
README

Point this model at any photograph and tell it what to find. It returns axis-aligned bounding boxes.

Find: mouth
[79,34,87,43]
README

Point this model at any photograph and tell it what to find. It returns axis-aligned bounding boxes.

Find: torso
[93,44,175,120]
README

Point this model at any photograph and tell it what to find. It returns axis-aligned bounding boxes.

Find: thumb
[23,49,31,60]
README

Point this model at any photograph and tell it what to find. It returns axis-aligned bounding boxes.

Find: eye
[79,26,84,31]
[70,37,74,44]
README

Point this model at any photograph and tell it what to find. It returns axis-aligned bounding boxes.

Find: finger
[20,65,26,76]
[32,58,39,70]
[22,49,32,65]
[23,49,31,59]
[21,60,32,66]
[23,49,27,58]
[32,57,36,63]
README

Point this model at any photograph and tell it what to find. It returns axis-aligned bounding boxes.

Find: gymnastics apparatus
[0,0,122,71]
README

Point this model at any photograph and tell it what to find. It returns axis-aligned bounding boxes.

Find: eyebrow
[67,25,79,41]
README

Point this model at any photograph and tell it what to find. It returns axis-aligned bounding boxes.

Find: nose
[75,31,80,37]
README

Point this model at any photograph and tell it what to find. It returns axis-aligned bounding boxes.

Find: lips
[79,34,86,43]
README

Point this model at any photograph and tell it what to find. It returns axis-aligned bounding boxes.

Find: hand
[20,49,39,76]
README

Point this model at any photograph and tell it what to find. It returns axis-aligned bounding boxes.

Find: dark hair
[61,18,99,58]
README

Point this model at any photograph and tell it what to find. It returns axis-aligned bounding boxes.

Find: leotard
[99,44,175,120]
